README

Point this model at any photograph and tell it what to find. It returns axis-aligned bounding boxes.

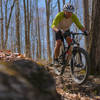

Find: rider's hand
[56,30,62,34]
[56,29,65,36]
[56,29,64,35]
[84,30,89,36]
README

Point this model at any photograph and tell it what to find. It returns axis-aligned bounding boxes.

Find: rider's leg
[54,30,63,65]
[54,30,63,59]
[66,36,73,52]
[66,36,73,63]
[54,40,62,59]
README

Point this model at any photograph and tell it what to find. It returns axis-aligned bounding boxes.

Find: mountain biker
[51,3,88,65]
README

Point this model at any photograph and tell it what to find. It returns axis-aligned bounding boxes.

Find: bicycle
[54,31,90,84]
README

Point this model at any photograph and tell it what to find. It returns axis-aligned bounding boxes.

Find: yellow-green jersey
[51,12,83,31]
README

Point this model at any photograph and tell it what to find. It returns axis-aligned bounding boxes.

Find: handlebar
[63,31,88,37]
[61,31,87,45]
[70,32,87,36]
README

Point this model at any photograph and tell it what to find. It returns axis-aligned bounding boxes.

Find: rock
[0,59,61,100]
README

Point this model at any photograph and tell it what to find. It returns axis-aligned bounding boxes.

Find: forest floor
[0,50,100,100]
[44,63,100,100]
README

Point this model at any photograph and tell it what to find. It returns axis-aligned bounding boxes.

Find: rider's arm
[72,14,86,32]
[51,12,64,32]
[81,27,86,32]
[52,26,59,32]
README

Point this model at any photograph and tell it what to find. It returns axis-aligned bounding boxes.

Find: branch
[7,0,16,29]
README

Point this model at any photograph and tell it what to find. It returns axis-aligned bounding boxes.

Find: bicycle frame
[59,32,86,75]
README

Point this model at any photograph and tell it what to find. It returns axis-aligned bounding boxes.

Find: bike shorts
[56,30,71,41]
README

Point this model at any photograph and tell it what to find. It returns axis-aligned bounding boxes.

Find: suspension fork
[75,43,83,64]
[78,50,82,64]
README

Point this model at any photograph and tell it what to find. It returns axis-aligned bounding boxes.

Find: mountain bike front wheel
[70,47,90,84]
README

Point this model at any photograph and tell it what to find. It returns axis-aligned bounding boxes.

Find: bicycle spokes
[70,48,89,84]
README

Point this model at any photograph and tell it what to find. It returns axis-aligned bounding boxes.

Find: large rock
[0,59,61,100]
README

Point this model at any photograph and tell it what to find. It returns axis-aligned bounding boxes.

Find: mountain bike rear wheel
[70,47,90,84]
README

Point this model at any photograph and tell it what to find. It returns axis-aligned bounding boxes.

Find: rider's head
[63,3,75,18]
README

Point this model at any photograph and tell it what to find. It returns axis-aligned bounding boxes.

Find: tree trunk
[0,0,4,49]
[36,0,41,59]
[10,20,14,52]
[23,0,28,57]
[69,0,71,3]
[23,0,32,58]
[4,0,16,49]
[50,0,56,60]
[89,0,100,74]
[5,0,8,49]
[15,0,21,53]
[45,0,52,61]
[83,0,90,50]
[63,0,65,6]
[27,0,31,57]
[57,0,60,12]
[30,1,35,59]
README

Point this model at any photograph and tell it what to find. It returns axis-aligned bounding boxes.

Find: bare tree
[45,0,52,61]
[10,19,14,52]
[89,0,100,74]
[63,0,65,6]
[0,0,4,49]
[83,0,90,50]
[23,0,31,57]
[4,0,16,49]
[15,0,21,53]
[27,0,31,57]
[23,0,28,56]
[69,0,71,3]
[40,8,46,60]
[50,0,56,58]
[57,0,61,12]
[36,0,41,59]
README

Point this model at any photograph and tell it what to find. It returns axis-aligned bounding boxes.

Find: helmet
[63,3,75,13]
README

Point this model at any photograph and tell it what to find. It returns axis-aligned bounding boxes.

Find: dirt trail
[46,64,100,100]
